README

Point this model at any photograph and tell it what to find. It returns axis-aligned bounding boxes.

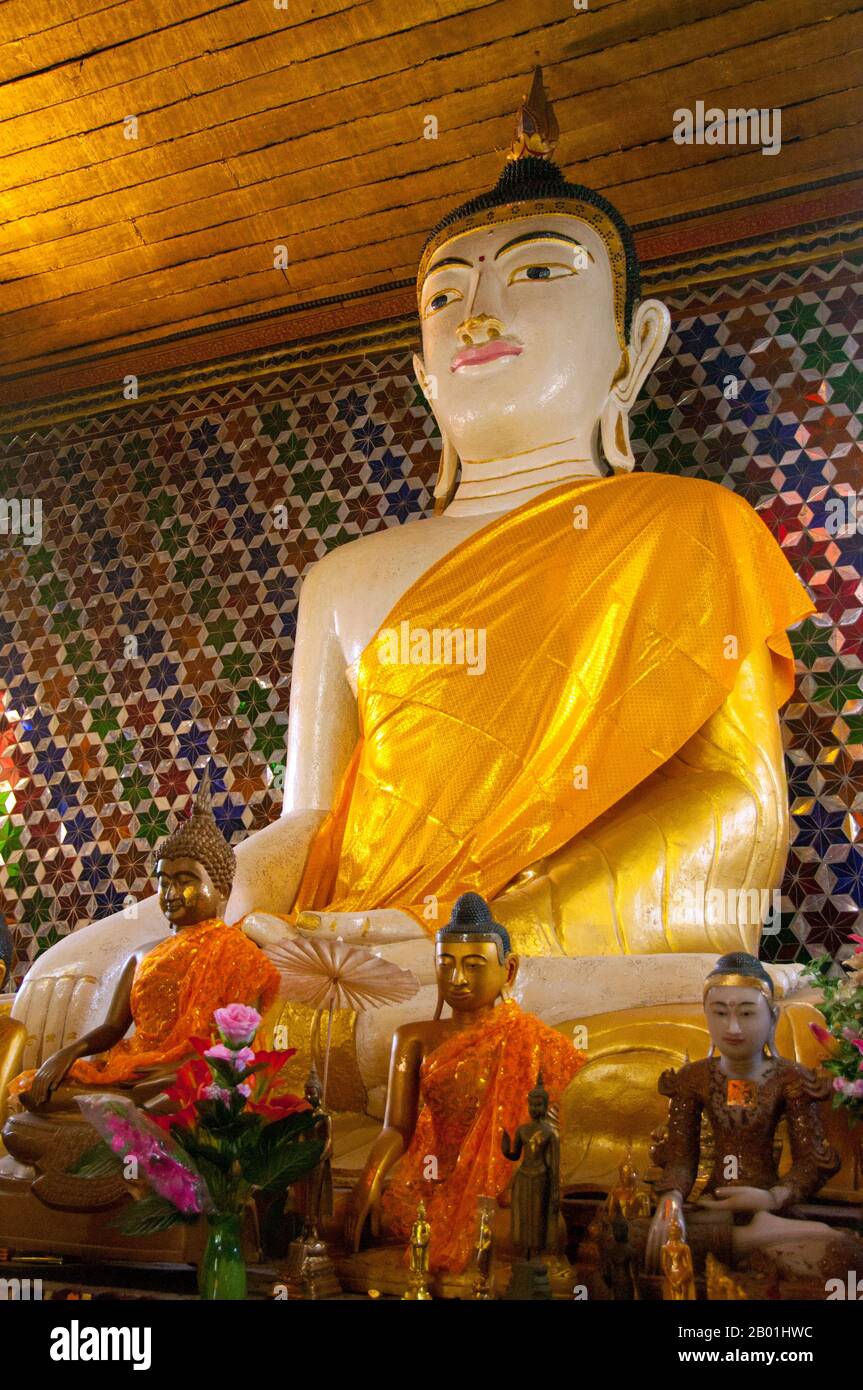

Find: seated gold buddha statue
[7,71,818,1162]
[3,770,278,1190]
[643,953,861,1283]
[345,892,584,1274]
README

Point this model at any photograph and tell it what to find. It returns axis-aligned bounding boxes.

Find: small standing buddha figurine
[403,1202,432,1301]
[606,1148,652,1221]
[5,767,279,1125]
[473,1205,495,1299]
[296,1063,334,1244]
[501,1073,561,1263]
[661,1213,696,1301]
[283,1063,340,1300]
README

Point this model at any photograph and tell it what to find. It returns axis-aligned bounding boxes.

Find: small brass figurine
[283,1064,340,1299]
[298,1064,334,1243]
[501,1072,561,1299]
[600,1213,639,1301]
[402,1202,432,1300]
[661,1212,696,1301]
[472,1204,495,1299]
[501,1072,560,1261]
[606,1148,652,1221]
[706,1254,748,1301]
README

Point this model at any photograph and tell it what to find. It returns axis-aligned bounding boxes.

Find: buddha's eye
[422,287,463,319]
[508,261,580,285]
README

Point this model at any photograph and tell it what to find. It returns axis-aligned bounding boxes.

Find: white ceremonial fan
[266,934,420,1103]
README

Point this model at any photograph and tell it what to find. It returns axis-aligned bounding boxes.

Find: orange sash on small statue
[9,919,279,1096]
[382,1000,584,1272]
[295,473,813,926]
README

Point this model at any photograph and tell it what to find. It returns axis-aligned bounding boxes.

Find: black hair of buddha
[436,891,512,964]
[423,155,641,340]
[708,951,775,998]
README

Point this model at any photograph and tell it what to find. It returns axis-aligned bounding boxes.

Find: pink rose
[214,1004,261,1048]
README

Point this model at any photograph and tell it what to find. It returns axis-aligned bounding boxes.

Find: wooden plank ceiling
[0,0,861,392]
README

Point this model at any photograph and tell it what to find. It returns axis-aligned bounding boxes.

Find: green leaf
[115,1194,193,1236]
[241,1136,324,1193]
[68,1141,126,1179]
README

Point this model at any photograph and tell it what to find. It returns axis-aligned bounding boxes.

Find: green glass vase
[198,1213,247,1300]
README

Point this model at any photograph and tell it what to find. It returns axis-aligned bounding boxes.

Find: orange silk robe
[10,919,279,1096]
[295,473,813,929]
[382,1001,584,1272]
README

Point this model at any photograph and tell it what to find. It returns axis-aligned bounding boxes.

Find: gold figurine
[402,1202,433,1300]
[472,1204,495,1299]
[606,1148,652,1221]
[706,1254,748,1301]
[661,1212,697,1301]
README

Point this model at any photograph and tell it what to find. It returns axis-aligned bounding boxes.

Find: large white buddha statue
[7,72,814,1132]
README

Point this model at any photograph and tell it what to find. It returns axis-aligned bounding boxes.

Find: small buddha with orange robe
[7,769,278,1119]
[346,893,584,1274]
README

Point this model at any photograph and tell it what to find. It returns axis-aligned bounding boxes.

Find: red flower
[245,1091,310,1122]
[150,1057,212,1131]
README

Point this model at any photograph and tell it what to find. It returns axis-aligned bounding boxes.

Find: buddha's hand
[699,1186,776,1214]
[19,1044,78,1109]
[645,1191,684,1273]
[295,909,426,944]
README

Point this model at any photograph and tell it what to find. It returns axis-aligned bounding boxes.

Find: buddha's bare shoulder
[301,511,484,594]
[392,1018,448,1049]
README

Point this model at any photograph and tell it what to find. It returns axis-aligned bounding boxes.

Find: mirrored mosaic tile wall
[0,250,860,983]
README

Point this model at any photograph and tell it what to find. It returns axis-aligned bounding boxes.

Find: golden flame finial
[193,761,212,817]
[507,65,559,163]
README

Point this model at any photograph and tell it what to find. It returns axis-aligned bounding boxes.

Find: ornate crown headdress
[155,763,236,898]
[417,66,640,351]
[703,952,775,1002]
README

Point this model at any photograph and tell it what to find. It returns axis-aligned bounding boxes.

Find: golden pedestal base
[336,1245,577,1300]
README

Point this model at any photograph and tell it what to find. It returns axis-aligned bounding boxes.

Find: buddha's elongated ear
[414,351,459,513]
[599,298,671,473]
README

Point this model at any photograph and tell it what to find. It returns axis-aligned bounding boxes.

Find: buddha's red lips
[451,341,523,371]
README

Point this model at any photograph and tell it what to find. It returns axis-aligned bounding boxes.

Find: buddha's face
[704,985,774,1063]
[435,938,517,1013]
[528,1092,548,1121]
[156,855,224,929]
[417,213,622,461]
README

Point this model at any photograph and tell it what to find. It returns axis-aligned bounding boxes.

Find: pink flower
[214,1003,261,1048]
[203,1084,234,1105]
[237,1083,252,1099]
[204,1043,255,1071]
[834,1077,863,1099]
